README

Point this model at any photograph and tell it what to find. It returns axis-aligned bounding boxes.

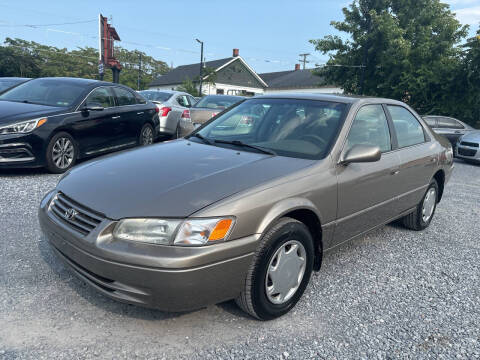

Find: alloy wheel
[141,126,153,145]
[265,240,307,305]
[52,137,74,169]
[422,187,437,223]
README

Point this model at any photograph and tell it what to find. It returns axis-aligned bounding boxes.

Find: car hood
[57,139,313,219]
[460,130,480,143]
[0,100,66,124]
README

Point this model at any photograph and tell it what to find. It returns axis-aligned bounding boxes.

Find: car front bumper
[0,133,45,167]
[38,191,258,312]
[456,142,480,162]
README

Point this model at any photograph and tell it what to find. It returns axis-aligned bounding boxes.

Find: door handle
[390,169,400,176]
[111,116,121,119]
[137,112,144,115]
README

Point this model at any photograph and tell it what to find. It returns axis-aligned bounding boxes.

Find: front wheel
[45,132,77,174]
[235,217,314,320]
[402,179,439,231]
[139,123,154,146]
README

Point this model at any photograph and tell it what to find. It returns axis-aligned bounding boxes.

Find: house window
[216,89,224,95]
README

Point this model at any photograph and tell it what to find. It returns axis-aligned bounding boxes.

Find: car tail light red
[181,109,191,119]
[154,107,159,113]
[160,107,171,117]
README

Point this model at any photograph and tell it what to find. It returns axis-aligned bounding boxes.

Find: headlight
[0,118,47,135]
[112,217,234,246]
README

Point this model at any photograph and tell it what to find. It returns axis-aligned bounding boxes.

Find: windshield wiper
[214,139,276,156]
[188,133,213,145]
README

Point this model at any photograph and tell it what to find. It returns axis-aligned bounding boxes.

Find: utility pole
[137,52,142,90]
[298,53,310,69]
[196,39,204,96]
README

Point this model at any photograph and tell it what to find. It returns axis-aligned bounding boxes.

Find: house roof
[149,57,267,88]
[259,69,334,90]
[149,57,233,86]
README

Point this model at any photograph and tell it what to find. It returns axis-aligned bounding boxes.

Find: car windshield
[0,79,85,107]
[138,91,173,102]
[194,98,347,160]
[194,95,242,109]
[0,79,25,92]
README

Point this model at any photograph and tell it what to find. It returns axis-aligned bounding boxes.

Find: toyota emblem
[64,208,78,221]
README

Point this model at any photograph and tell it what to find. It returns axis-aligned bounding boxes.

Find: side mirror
[340,144,381,165]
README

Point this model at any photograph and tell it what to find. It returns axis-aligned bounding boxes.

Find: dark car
[422,115,475,147]
[190,95,244,128]
[0,77,31,94]
[0,77,159,173]
[39,94,453,319]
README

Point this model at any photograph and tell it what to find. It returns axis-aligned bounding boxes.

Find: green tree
[310,0,470,121]
[0,38,169,90]
[177,78,200,97]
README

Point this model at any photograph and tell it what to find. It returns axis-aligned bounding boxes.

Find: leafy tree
[310,0,473,123]
[0,38,169,90]
[177,78,200,97]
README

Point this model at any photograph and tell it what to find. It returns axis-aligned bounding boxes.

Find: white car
[456,130,480,164]
[138,90,196,138]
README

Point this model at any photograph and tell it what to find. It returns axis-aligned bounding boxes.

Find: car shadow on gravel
[0,167,50,177]
[37,235,199,321]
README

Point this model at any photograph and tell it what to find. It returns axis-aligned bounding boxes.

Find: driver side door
[71,86,119,157]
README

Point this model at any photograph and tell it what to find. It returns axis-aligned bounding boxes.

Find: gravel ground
[0,160,479,359]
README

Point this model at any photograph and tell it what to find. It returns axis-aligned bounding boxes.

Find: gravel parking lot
[0,159,479,359]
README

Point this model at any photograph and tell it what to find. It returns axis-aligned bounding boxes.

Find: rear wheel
[235,217,314,320]
[402,179,438,231]
[45,132,77,173]
[139,123,154,146]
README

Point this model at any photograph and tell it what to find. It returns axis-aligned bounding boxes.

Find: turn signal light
[160,107,172,117]
[209,219,233,241]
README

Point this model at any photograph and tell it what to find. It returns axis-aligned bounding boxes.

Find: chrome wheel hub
[265,240,306,305]
[142,127,153,145]
[52,137,74,169]
[422,187,437,223]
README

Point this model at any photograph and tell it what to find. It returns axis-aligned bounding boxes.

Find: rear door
[112,87,141,146]
[73,86,119,156]
[386,105,438,212]
[335,104,401,244]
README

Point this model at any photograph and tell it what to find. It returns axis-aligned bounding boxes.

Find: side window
[346,105,391,153]
[113,87,136,106]
[177,95,189,107]
[188,96,197,107]
[453,120,465,129]
[85,87,114,108]
[135,92,147,104]
[388,105,426,148]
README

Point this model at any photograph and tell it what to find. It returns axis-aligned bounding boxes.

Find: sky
[0,0,478,74]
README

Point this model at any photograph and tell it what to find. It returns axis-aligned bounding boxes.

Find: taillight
[181,109,191,119]
[154,107,159,113]
[160,107,171,117]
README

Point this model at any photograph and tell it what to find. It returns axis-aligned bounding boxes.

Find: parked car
[39,94,453,320]
[138,90,196,138]
[0,77,31,94]
[455,130,480,163]
[190,94,244,128]
[0,77,159,173]
[422,115,475,147]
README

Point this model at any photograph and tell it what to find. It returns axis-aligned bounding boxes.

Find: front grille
[460,141,479,148]
[48,192,104,236]
[458,147,477,157]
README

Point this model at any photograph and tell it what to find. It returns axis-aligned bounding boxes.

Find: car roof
[29,77,118,88]
[0,77,31,81]
[252,93,404,105]
[141,89,188,95]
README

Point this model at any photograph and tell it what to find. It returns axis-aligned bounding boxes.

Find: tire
[139,123,154,146]
[235,217,314,320]
[45,132,77,174]
[402,179,439,231]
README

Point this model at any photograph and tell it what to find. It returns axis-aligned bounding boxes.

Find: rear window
[139,91,172,102]
[194,95,243,109]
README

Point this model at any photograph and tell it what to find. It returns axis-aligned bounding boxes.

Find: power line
[0,19,96,28]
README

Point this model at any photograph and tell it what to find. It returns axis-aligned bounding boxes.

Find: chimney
[295,64,300,71]
[233,48,239,57]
